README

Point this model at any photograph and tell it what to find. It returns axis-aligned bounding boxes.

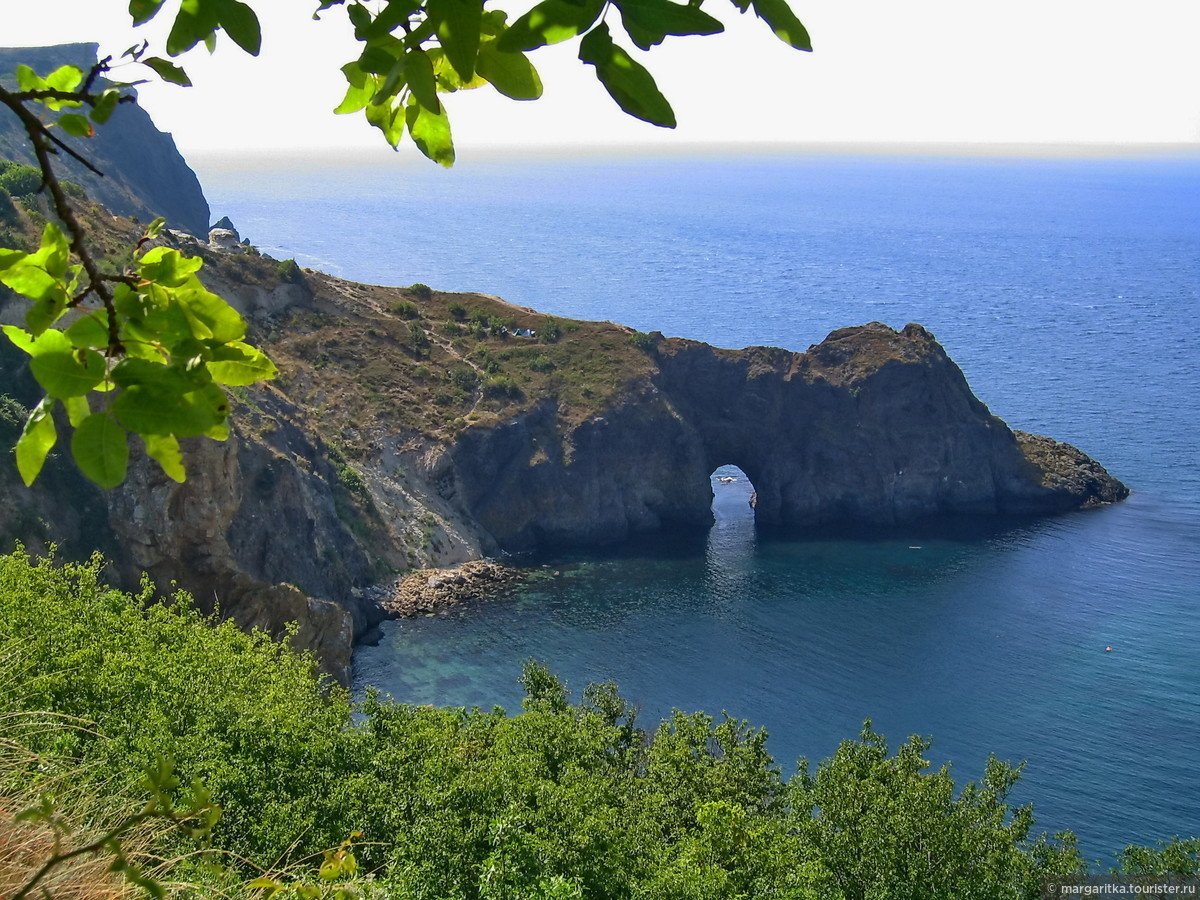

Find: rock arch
[445,323,1128,553]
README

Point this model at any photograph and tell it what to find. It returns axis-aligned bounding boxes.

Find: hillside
[0,91,1126,680]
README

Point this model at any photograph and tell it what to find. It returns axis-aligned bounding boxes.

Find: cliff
[0,44,210,235]
[0,84,1128,680]
[0,233,1128,679]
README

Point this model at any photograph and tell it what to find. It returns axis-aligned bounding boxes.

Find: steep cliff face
[439,323,1127,550]
[0,44,211,235]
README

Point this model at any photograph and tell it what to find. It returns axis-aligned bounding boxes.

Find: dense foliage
[5,549,1193,898]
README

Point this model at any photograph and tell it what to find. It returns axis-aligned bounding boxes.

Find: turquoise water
[201,151,1200,861]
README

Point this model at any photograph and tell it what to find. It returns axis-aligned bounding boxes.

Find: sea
[199,148,1200,863]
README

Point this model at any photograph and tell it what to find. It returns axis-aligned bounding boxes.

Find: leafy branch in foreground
[0,54,275,488]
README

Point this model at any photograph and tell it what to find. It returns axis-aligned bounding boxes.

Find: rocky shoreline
[382,560,528,617]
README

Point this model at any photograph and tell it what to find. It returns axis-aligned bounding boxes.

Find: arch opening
[706,464,758,576]
[709,464,757,526]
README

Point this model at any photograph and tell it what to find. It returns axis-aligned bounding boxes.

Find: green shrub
[409,283,433,302]
[529,354,555,373]
[0,549,1171,899]
[408,321,429,351]
[390,300,420,319]
[333,460,368,497]
[539,317,563,343]
[482,374,522,399]
[631,330,658,351]
[0,163,42,197]
[449,364,478,391]
[276,258,304,283]
[448,301,467,320]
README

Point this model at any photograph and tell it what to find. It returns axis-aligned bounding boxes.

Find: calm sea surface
[200,151,1200,862]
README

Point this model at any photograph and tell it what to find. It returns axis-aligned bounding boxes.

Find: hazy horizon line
[189,139,1200,169]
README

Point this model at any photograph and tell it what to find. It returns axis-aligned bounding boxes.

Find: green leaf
[174,278,246,342]
[405,49,441,112]
[142,57,193,86]
[405,97,455,167]
[143,433,186,482]
[207,342,278,385]
[365,100,405,147]
[15,65,46,93]
[30,343,107,399]
[139,247,204,287]
[615,0,724,49]
[433,0,483,81]
[1,325,35,355]
[45,65,84,94]
[64,395,90,428]
[747,0,811,50]
[72,413,129,488]
[428,49,488,91]
[166,0,221,56]
[216,0,263,55]
[65,313,111,349]
[476,42,543,100]
[498,0,604,52]
[15,398,57,487]
[335,63,375,114]
[2,225,72,309]
[90,88,122,124]
[579,24,676,127]
[58,113,94,138]
[129,0,167,26]
[112,382,227,438]
[6,327,106,398]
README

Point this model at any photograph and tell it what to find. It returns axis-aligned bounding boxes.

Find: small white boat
[717,476,738,484]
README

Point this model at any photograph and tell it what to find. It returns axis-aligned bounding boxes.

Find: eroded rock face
[442,323,1128,548]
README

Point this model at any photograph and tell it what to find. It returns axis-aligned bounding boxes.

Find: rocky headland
[0,51,1128,681]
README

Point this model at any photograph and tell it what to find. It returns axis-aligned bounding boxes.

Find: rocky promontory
[0,70,1128,679]
[0,210,1129,681]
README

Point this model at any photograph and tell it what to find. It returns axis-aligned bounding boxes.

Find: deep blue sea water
[200,150,1200,862]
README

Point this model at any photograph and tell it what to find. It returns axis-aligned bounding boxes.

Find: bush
[482,374,522,399]
[408,283,433,302]
[0,163,42,197]
[275,258,304,284]
[529,354,555,373]
[0,549,1177,899]
[448,301,467,320]
[390,300,420,319]
[449,364,478,391]
[408,321,429,351]
[631,330,658,352]
[539,317,563,343]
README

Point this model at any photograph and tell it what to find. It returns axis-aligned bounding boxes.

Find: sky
[5,0,1200,159]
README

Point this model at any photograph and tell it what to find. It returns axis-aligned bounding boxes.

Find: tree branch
[0,85,124,353]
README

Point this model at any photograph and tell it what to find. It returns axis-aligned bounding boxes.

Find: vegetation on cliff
[2,549,1196,899]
